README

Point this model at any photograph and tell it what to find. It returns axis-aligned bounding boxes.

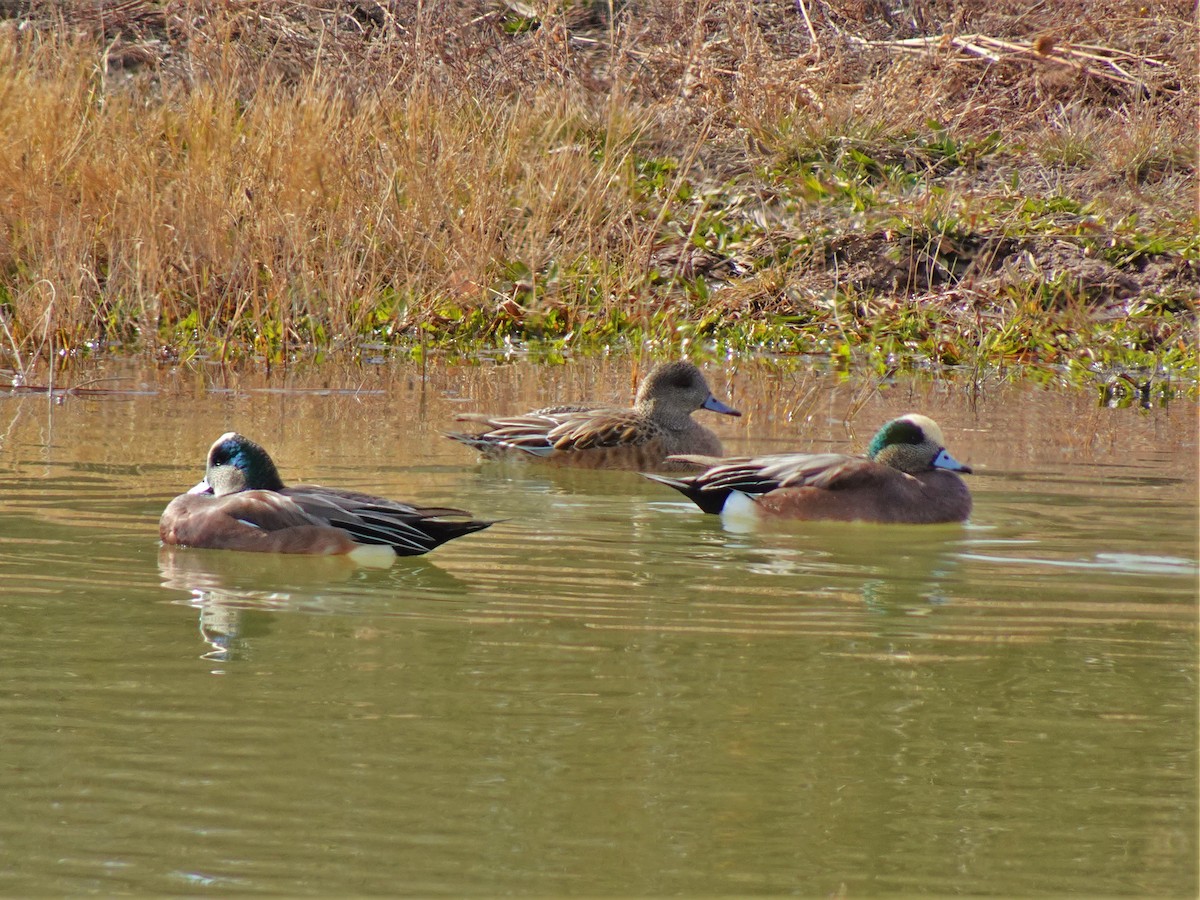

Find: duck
[160,432,494,559]
[444,360,741,471]
[643,414,973,523]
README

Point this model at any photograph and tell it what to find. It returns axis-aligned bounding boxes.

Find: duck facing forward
[160,433,494,559]
[444,360,741,471]
[644,414,973,524]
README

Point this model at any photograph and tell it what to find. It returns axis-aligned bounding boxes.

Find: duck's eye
[211,441,242,467]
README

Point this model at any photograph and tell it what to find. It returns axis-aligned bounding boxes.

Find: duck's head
[867,414,972,475]
[189,432,286,496]
[636,361,741,419]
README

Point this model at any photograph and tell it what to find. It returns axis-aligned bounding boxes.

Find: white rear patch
[719,491,760,533]
[348,543,399,567]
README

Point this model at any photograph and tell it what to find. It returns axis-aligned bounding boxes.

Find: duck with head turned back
[444,360,741,472]
[643,414,973,524]
[160,433,494,560]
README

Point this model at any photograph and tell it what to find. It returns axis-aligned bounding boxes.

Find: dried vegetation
[0,0,1195,382]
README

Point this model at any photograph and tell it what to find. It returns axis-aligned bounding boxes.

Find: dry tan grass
[0,25,653,356]
[0,0,1194,368]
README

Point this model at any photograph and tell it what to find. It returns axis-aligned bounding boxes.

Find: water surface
[0,359,1195,895]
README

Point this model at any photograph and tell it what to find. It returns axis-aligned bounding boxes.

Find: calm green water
[0,359,1196,896]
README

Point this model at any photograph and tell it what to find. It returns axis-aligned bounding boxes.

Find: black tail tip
[641,473,729,515]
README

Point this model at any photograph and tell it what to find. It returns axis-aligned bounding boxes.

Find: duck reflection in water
[158,546,473,661]
[158,547,356,662]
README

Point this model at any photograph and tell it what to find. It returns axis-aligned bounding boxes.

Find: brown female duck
[445,361,740,472]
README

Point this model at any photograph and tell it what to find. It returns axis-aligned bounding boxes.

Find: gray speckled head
[635,361,740,424]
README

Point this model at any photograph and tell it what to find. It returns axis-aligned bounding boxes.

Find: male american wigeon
[444,360,741,471]
[644,413,973,523]
[160,433,494,560]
